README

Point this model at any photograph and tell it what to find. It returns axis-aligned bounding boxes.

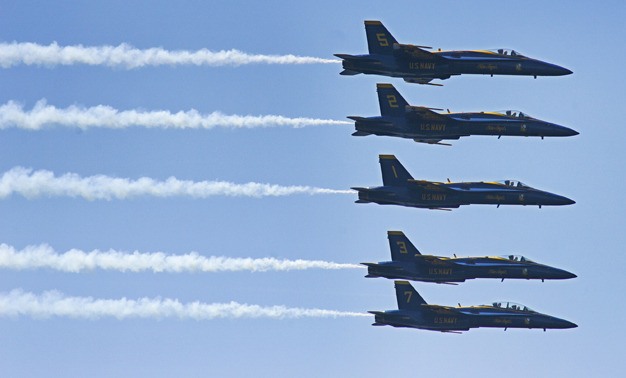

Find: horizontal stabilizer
[340,69,361,76]
[352,131,371,136]
[334,54,379,62]
[347,116,392,125]
[368,311,385,316]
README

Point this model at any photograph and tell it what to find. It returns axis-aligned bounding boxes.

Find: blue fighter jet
[335,20,572,85]
[352,155,575,210]
[363,231,576,283]
[349,83,578,145]
[369,281,577,332]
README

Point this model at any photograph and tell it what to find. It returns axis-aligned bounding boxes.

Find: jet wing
[407,180,454,192]
[405,106,449,121]
[393,44,445,61]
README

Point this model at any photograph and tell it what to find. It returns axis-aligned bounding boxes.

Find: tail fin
[388,231,421,261]
[364,20,398,55]
[395,281,427,310]
[379,154,413,186]
[377,83,409,117]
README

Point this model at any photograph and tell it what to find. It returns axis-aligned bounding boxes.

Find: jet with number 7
[349,83,578,145]
[352,154,575,210]
[369,281,577,332]
[362,231,576,283]
[335,20,572,85]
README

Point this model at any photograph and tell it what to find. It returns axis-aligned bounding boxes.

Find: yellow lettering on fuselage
[434,317,458,324]
[486,125,506,133]
[429,268,453,275]
[409,62,436,70]
[421,193,447,201]
[485,194,505,202]
[420,123,446,131]
[478,63,498,71]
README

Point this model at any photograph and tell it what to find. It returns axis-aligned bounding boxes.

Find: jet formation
[335,20,572,85]
[352,154,575,210]
[350,83,578,145]
[363,231,576,283]
[369,281,577,332]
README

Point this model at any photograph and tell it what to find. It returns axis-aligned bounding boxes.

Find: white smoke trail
[0,100,351,130]
[0,289,368,320]
[0,167,352,200]
[0,244,364,273]
[0,42,340,68]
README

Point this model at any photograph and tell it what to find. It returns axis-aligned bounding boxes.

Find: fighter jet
[362,231,576,283]
[349,83,578,145]
[335,20,572,85]
[369,281,577,332]
[352,155,575,209]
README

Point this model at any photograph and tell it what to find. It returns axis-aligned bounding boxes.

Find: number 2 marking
[387,95,398,108]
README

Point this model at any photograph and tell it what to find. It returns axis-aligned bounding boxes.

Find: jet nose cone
[544,63,573,76]
[554,269,577,279]
[551,124,579,137]
[562,320,578,329]
[553,194,576,206]
[550,64,573,76]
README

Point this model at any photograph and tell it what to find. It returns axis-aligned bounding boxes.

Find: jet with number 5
[335,20,572,85]
[349,83,578,145]
[362,231,576,283]
[369,281,577,332]
[352,154,575,210]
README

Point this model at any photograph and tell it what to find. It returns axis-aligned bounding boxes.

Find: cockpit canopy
[493,110,531,119]
[490,48,524,57]
[501,255,535,263]
[491,302,535,312]
[496,180,529,188]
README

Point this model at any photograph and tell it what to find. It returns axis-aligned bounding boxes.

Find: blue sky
[0,1,624,376]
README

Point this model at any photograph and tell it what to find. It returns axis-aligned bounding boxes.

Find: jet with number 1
[335,20,572,85]
[350,83,578,145]
[362,231,576,283]
[352,154,575,210]
[369,281,577,332]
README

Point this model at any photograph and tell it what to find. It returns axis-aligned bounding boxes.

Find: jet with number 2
[369,281,577,332]
[362,231,576,283]
[335,20,572,85]
[352,155,575,210]
[350,83,578,145]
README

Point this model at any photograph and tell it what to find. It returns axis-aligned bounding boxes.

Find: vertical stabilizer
[364,20,398,55]
[387,231,421,261]
[394,281,427,310]
[377,83,408,117]
[379,155,413,186]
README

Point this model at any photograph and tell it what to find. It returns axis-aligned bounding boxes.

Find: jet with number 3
[335,20,572,85]
[369,281,577,332]
[352,154,575,210]
[349,83,578,145]
[362,231,576,283]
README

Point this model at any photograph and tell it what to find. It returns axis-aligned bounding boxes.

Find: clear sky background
[0,1,624,377]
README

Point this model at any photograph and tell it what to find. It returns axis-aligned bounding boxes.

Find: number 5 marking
[376,33,389,47]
